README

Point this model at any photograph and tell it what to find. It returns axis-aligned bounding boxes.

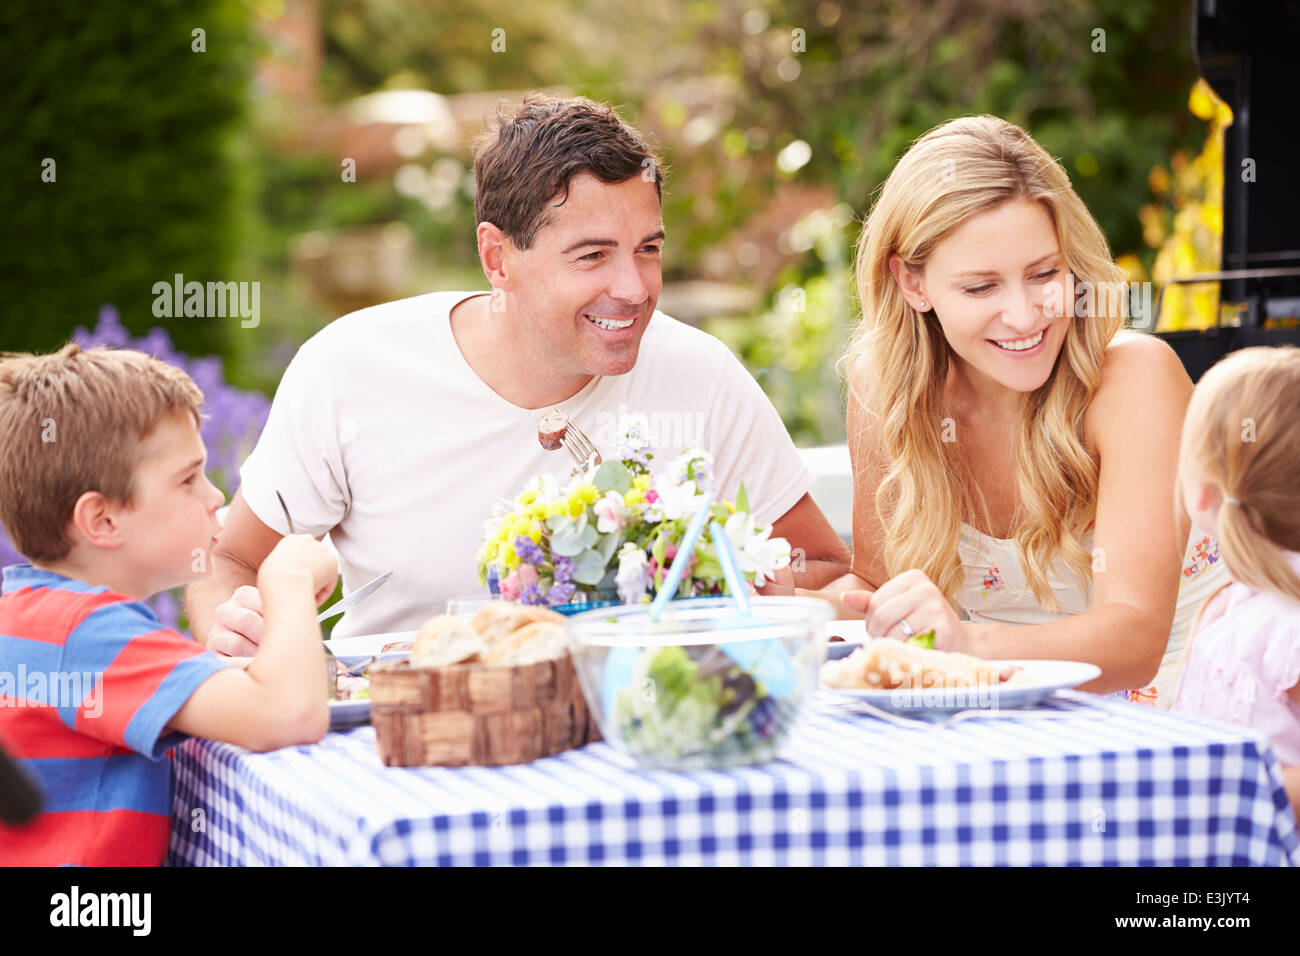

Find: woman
[821,115,1226,704]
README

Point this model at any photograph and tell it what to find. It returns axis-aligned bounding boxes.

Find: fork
[838,696,1113,730]
[557,414,603,472]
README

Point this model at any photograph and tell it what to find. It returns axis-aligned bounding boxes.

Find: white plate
[827,619,868,642]
[328,698,371,730]
[325,630,418,669]
[821,642,1101,716]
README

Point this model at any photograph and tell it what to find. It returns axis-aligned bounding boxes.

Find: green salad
[611,644,795,767]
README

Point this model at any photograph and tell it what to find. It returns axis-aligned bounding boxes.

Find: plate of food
[324,630,418,670]
[820,636,1101,717]
[328,697,372,730]
[323,632,417,731]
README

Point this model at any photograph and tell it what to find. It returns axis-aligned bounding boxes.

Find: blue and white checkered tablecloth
[165,691,1300,866]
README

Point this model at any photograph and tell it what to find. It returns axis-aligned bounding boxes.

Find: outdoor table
[166,691,1300,866]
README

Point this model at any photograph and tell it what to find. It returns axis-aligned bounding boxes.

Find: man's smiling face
[502,172,664,378]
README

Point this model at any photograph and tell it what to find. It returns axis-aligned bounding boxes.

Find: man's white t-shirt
[239,290,813,637]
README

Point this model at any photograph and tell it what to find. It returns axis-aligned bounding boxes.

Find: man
[188,94,849,653]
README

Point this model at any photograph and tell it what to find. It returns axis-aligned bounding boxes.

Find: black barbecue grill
[1153,0,1300,380]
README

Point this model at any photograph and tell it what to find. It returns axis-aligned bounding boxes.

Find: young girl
[818,115,1228,704]
[1171,346,1300,816]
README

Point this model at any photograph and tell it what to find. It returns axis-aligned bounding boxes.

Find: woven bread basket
[368,652,601,766]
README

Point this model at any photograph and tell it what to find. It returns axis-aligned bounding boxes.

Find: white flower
[615,543,653,604]
[615,413,655,472]
[524,472,563,502]
[669,448,714,494]
[594,491,629,533]
[655,479,707,522]
[722,512,792,588]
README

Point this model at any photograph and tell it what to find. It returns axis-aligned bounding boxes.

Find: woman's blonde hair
[1178,346,1300,603]
[842,115,1126,611]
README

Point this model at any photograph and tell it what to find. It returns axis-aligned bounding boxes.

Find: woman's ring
[899,618,915,638]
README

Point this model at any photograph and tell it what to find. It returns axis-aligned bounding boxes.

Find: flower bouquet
[476,418,792,610]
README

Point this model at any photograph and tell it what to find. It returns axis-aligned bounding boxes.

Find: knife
[317,570,393,623]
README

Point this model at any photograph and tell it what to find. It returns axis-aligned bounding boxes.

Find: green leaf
[596,531,622,564]
[571,548,608,585]
[550,525,586,557]
[736,481,750,515]
[710,503,730,522]
[692,555,723,582]
[579,523,599,549]
[594,460,633,494]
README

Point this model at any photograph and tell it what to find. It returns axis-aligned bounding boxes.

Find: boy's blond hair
[0,343,204,563]
[1178,345,1300,603]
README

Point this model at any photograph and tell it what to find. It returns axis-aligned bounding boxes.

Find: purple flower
[552,556,574,584]
[546,581,576,605]
[519,584,546,606]
[515,535,545,566]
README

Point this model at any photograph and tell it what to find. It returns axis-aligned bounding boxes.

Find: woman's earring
[919,300,928,310]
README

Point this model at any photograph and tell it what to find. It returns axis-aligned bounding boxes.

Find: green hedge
[0,0,256,360]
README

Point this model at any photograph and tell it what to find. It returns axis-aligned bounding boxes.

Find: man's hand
[207,585,264,657]
[756,563,796,596]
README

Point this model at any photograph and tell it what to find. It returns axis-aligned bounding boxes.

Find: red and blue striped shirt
[0,565,231,866]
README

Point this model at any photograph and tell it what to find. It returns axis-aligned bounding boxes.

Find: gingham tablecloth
[165,691,1300,866]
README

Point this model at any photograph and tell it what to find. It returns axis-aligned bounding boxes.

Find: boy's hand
[208,537,337,657]
[259,533,338,605]
[208,585,264,657]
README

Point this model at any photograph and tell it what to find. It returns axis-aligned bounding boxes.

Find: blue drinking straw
[709,519,751,617]
[648,490,716,622]
[709,519,797,698]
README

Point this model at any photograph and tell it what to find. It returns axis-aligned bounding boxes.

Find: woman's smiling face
[897,199,1072,400]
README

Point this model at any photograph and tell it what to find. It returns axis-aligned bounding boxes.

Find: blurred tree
[247,0,1207,443]
[0,1,259,360]
[319,0,583,99]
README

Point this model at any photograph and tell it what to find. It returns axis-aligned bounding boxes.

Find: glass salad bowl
[565,597,833,770]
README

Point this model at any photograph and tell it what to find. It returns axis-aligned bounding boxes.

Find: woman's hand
[841,569,969,652]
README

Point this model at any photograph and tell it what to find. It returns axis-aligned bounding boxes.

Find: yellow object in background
[1144,80,1233,332]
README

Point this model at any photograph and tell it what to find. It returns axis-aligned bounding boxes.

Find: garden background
[0,0,1230,630]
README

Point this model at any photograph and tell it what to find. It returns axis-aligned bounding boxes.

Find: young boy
[0,343,337,865]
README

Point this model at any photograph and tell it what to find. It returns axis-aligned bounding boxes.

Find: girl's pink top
[1172,550,1300,765]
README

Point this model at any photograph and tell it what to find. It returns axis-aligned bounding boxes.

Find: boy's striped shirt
[0,565,230,865]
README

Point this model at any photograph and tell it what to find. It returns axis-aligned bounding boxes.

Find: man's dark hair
[472,94,665,248]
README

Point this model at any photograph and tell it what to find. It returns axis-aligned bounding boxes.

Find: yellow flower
[624,489,644,506]
[525,502,547,520]
[544,501,565,519]
[575,483,599,505]
[528,521,543,544]
[633,474,652,491]
[517,489,539,506]
[567,495,586,518]
[501,541,518,567]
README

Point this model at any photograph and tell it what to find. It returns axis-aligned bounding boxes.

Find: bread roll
[471,602,565,650]
[483,621,570,665]
[410,615,488,668]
